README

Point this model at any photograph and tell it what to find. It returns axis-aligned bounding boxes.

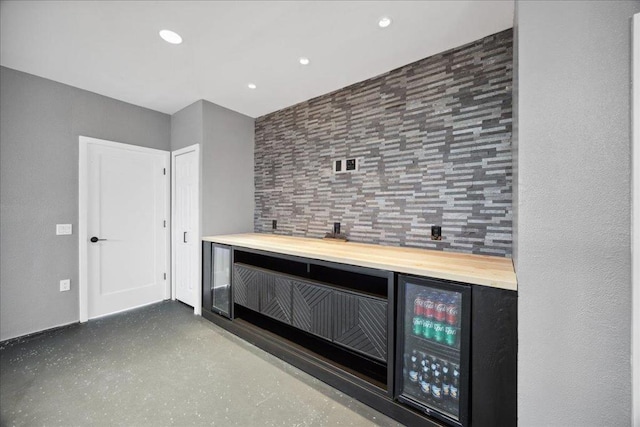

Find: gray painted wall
[255,31,513,256]
[516,2,638,425]
[170,101,203,151]
[0,67,170,341]
[201,100,254,236]
[170,99,254,244]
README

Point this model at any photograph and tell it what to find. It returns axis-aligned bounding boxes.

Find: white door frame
[171,144,201,315]
[78,136,171,323]
[632,12,639,427]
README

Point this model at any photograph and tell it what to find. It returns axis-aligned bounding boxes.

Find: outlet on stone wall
[333,159,342,174]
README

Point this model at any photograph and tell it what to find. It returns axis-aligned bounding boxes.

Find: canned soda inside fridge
[396,276,470,426]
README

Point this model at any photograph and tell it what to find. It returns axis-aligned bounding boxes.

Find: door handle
[183,232,187,243]
[90,236,107,243]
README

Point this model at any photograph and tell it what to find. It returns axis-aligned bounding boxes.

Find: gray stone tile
[254,30,513,257]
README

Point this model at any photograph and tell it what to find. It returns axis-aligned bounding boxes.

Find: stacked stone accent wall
[255,29,513,256]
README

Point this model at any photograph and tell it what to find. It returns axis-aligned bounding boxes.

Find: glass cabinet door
[396,276,470,427]
[211,245,231,317]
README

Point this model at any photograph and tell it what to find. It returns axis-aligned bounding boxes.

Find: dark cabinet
[291,280,333,341]
[261,275,292,324]
[333,291,387,362]
[233,264,260,312]
[227,251,393,397]
[204,241,516,427]
[233,263,388,362]
[234,264,292,324]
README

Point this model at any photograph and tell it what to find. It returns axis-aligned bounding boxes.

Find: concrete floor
[0,301,403,426]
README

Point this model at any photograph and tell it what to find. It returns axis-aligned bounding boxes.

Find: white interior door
[172,144,200,310]
[79,136,169,320]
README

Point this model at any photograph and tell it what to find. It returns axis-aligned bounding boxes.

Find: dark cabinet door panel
[233,264,260,311]
[261,275,292,324]
[292,281,333,341]
[235,264,388,362]
[333,292,387,361]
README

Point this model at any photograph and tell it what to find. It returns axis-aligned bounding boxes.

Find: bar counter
[203,233,517,291]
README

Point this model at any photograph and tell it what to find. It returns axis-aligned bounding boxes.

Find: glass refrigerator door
[396,276,470,427]
[211,246,231,317]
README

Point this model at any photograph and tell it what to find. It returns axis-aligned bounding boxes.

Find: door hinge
[163,168,166,175]
[163,220,166,228]
[163,273,167,280]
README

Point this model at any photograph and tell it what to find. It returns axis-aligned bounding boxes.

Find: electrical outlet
[431,225,442,241]
[56,224,72,235]
[60,279,70,292]
[346,158,358,171]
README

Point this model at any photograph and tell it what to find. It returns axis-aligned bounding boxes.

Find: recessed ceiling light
[378,17,391,28]
[247,83,257,89]
[159,29,182,44]
[299,57,310,65]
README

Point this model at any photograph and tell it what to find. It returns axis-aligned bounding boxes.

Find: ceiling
[0,1,514,118]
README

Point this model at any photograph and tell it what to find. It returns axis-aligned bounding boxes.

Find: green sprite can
[445,325,457,346]
[433,321,445,343]
[423,319,435,340]
[412,316,423,335]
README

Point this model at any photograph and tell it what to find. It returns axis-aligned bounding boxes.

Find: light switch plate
[56,224,72,235]
[333,159,343,174]
[60,279,70,292]
[334,158,359,174]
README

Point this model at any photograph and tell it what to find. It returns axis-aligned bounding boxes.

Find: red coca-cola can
[446,297,459,325]
[424,293,435,319]
[414,296,424,316]
[435,294,447,322]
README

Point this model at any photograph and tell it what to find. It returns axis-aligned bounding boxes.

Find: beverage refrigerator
[395,275,471,427]
[203,242,232,319]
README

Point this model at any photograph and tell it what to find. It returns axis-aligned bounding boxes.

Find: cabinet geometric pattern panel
[261,276,292,324]
[233,264,260,311]
[291,281,333,341]
[333,292,387,361]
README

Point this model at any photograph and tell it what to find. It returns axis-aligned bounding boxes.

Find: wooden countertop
[203,233,517,291]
